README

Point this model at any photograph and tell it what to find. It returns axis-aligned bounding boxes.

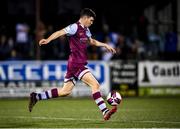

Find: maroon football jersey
[64,22,92,64]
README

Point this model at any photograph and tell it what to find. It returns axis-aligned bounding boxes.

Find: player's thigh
[58,81,74,96]
[81,72,100,89]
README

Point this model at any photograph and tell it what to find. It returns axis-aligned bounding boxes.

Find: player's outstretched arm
[89,38,116,54]
[39,29,66,46]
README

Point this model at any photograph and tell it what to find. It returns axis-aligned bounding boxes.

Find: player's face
[85,16,94,27]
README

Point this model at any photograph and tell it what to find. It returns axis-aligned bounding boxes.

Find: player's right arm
[39,23,77,46]
[39,29,66,46]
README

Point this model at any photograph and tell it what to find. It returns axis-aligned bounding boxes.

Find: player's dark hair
[80,8,96,19]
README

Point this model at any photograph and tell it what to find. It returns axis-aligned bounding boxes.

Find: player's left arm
[89,38,116,54]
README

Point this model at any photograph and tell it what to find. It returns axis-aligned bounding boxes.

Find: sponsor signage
[0,61,110,97]
[138,61,180,86]
[110,61,138,96]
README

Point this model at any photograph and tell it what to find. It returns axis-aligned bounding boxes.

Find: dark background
[0,0,176,32]
[0,0,179,60]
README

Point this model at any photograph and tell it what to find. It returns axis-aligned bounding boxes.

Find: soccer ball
[106,91,122,106]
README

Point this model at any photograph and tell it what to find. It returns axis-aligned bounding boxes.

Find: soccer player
[29,8,117,121]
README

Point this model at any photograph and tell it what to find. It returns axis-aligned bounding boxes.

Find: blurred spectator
[7,49,20,60]
[101,36,115,61]
[8,37,14,49]
[157,25,166,58]
[146,25,160,59]
[109,32,119,45]
[129,38,145,60]
[15,22,31,59]
[54,36,70,60]
[165,26,177,52]
[112,34,130,60]
[102,23,119,46]
[164,26,178,60]
[0,35,14,60]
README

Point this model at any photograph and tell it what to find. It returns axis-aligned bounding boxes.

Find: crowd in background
[0,0,179,61]
[0,18,179,61]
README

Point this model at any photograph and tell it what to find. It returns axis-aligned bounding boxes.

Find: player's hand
[39,39,49,46]
[105,44,116,54]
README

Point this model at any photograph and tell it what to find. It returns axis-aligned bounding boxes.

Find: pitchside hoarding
[0,61,110,97]
[138,61,180,96]
[138,61,180,86]
[110,61,138,97]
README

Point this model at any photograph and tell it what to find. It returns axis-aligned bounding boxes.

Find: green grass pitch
[0,97,180,128]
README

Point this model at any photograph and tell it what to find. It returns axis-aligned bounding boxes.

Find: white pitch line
[1,116,180,125]
[1,116,101,121]
[1,128,179,129]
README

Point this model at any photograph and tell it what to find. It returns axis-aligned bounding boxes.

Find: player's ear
[84,16,88,20]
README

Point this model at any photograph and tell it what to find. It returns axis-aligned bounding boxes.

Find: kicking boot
[28,92,37,112]
[103,106,117,120]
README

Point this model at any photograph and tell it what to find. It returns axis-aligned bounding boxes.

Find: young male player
[29,8,117,120]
